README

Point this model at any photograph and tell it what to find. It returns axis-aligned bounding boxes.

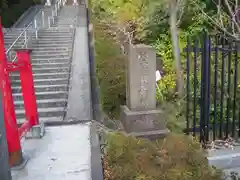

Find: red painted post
[16,50,39,127]
[0,18,23,166]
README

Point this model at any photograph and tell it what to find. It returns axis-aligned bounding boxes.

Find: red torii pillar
[0,18,22,167]
[0,18,39,167]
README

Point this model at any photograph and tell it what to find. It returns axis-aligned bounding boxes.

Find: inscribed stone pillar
[120,44,168,139]
[127,44,156,110]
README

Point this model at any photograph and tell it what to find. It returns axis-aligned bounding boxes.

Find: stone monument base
[120,105,169,140]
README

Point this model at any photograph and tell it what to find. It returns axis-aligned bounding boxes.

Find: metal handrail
[6,7,45,54]
[6,25,33,54]
[6,0,64,61]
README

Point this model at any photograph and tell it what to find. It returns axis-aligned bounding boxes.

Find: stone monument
[120,44,168,139]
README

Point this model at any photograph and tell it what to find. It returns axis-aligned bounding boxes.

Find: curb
[208,152,240,170]
[90,122,104,180]
[208,147,240,171]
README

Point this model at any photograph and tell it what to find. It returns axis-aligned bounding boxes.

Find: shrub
[94,21,126,119]
[103,132,223,180]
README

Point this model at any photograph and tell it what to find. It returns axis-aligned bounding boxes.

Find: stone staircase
[4,6,76,124]
[52,5,86,27]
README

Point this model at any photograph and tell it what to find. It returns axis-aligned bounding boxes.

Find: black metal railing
[185,33,240,143]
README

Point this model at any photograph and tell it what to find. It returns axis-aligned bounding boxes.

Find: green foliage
[104,132,223,180]
[94,22,126,119]
[0,0,41,27]
[92,0,231,122]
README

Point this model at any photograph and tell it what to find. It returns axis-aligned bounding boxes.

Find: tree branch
[224,0,240,32]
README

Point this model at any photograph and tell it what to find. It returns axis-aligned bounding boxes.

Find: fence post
[199,33,211,142]
[0,18,23,167]
[16,49,39,127]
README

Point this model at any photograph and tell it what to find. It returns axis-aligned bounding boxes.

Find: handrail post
[24,31,27,48]
[34,19,38,39]
[42,11,45,28]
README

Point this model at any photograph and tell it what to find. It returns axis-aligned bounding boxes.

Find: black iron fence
[185,33,240,143]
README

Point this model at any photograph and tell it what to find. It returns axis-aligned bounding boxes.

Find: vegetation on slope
[103,132,223,180]
[94,22,126,119]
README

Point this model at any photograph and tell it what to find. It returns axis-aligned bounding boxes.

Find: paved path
[12,124,92,180]
[64,5,92,121]
[66,26,92,121]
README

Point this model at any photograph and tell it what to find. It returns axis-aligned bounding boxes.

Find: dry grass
[103,132,223,180]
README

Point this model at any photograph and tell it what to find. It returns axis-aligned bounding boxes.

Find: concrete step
[14,98,67,109]
[37,32,73,35]
[31,50,72,55]
[15,107,65,119]
[38,29,73,33]
[38,36,73,39]
[4,41,25,47]
[31,62,70,68]
[31,43,73,48]
[53,25,79,28]
[31,53,70,58]
[4,34,22,38]
[31,51,70,55]
[4,38,25,42]
[36,38,73,42]
[11,72,69,80]
[31,57,70,63]
[33,41,73,45]
[13,91,68,100]
[4,41,25,45]
[12,84,68,93]
[36,36,73,39]
[12,78,69,86]
[53,24,76,27]
[31,47,72,51]
[17,116,64,124]
[31,67,69,73]
[36,33,73,37]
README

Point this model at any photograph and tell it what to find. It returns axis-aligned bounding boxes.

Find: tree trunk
[169,0,184,97]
